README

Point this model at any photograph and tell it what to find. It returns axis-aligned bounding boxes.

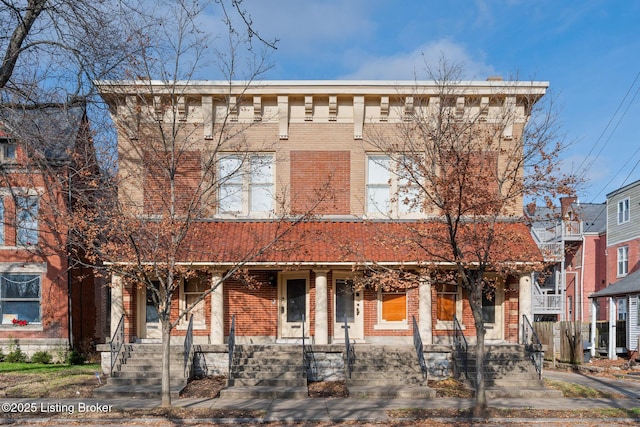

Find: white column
[314,270,329,345]
[519,274,533,337]
[608,296,617,360]
[590,298,597,357]
[110,274,124,339]
[418,277,432,344]
[210,271,224,345]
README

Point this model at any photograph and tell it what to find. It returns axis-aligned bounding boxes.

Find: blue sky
[209,0,640,204]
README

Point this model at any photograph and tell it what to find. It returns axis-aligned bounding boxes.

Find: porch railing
[183,314,194,379]
[522,314,543,379]
[301,314,313,379]
[110,314,125,376]
[228,314,236,377]
[412,316,428,380]
[453,315,468,379]
[344,314,354,379]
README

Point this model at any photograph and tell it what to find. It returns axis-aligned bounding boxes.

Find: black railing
[412,316,428,380]
[522,314,543,379]
[301,314,310,379]
[344,314,354,378]
[110,314,125,376]
[453,315,468,379]
[228,314,236,377]
[183,314,194,379]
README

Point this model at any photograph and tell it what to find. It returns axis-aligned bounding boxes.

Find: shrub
[30,351,53,364]
[5,347,28,363]
[65,350,86,365]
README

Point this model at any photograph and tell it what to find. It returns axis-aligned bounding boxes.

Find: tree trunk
[469,279,487,416]
[161,319,172,407]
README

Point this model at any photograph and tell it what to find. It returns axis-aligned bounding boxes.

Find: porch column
[608,296,617,360]
[590,298,597,357]
[418,277,432,344]
[110,274,124,340]
[210,271,224,344]
[519,274,533,339]
[314,270,329,345]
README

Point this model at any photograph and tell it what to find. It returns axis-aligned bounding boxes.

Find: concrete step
[107,376,187,387]
[232,370,305,380]
[219,386,309,399]
[346,378,426,387]
[112,370,186,379]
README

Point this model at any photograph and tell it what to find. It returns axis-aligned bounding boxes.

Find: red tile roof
[180,220,542,266]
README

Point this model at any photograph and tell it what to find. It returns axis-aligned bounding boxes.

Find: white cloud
[339,39,496,80]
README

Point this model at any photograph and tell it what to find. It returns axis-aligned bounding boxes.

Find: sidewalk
[1,370,639,424]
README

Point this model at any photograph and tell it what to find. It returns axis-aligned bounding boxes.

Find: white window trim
[365,154,423,219]
[218,153,275,218]
[435,284,464,330]
[177,278,208,331]
[374,289,409,330]
[618,198,630,225]
[617,246,629,277]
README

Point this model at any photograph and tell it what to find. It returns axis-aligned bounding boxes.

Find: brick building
[98,80,547,348]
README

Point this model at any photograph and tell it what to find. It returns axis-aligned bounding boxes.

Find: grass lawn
[0,363,102,398]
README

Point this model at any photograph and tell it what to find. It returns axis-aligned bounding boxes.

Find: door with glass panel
[333,278,363,341]
[279,277,308,339]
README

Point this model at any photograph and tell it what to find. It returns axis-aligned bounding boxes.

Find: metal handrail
[344,314,354,378]
[228,314,236,377]
[412,316,428,380]
[522,314,543,379]
[453,315,468,379]
[183,314,194,379]
[110,314,125,375]
[301,314,309,378]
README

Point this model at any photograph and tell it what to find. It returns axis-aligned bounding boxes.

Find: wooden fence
[533,321,590,364]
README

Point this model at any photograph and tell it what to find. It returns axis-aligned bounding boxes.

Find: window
[16,195,38,246]
[617,246,629,277]
[617,297,627,321]
[0,274,41,324]
[436,283,458,322]
[0,138,16,162]
[181,276,207,327]
[380,291,407,323]
[366,154,422,216]
[219,154,274,215]
[618,198,630,224]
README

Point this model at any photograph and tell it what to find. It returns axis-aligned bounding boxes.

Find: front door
[279,277,308,339]
[138,283,161,341]
[333,278,363,341]
[483,286,504,341]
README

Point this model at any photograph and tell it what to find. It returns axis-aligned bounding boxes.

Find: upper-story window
[0,138,16,162]
[366,154,422,217]
[219,154,274,216]
[16,195,38,246]
[618,198,630,224]
[617,245,629,277]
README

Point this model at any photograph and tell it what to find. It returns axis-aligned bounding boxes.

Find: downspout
[67,164,73,350]
[580,234,586,322]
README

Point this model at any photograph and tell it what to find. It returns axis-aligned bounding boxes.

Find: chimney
[525,202,537,216]
[560,196,577,216]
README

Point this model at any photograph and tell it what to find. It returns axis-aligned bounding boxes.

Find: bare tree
[362,59,577,414]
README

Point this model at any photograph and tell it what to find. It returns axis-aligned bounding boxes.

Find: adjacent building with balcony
[528,197,607,322]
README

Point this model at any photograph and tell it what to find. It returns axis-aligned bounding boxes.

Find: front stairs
[453,344,563,398]
[345,345,436,398]
[94,343,191,398]
[220,344,308,399]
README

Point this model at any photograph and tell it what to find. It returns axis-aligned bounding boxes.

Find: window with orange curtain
[437,283,457,321]
[381,292,407,322]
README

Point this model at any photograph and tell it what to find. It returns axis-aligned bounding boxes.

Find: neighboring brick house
[0,102,105,356]
[98,80,547,348]
[589,179,640,358]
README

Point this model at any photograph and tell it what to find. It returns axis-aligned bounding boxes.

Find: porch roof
[590,269,640,298]
[181,220,542,266]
